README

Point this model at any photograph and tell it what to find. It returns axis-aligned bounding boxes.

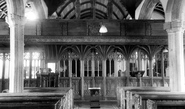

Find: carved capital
[6,14,26,27]
[164,21,185,33]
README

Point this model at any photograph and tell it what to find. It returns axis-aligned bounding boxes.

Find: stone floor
[74,100,119,109]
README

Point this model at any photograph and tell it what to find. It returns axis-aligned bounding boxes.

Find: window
[24,52,43,79]
[47,63,55,73]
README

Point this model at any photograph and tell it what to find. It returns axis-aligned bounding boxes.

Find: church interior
[0,0,184,109]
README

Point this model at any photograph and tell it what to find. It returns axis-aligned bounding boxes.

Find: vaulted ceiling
[0,0,165,20]
[46,0,143,19]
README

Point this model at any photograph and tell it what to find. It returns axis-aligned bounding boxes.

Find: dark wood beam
[92,0,96,19]
[107,0,113,19]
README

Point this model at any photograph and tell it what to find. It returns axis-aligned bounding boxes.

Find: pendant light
[99,24,108,33]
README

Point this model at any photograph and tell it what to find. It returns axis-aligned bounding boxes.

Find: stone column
[164,21,185,92]
[6,14,25,93]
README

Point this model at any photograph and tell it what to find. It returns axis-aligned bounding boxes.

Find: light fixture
[25,2,38,21]
[99,24,108,33]
[25,11,38,20]
[163,48,168,53]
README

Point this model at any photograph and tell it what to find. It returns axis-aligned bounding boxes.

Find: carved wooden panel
[94,77,103,96]
[87,21,100,36]
[145,23,151,36]
[24,79,37,87]
[142,78,152,86]
[103,21,120,36]
[129,77,138,87]
[72,77,81,98]
[68,21,87,36]
[106,77,117,97]
[125,22,146,36]
[42,21,63,35]
[121,23,126,36]
[151,23,167,36]
[84,77,93,96]
[25,22,37,35]
[58,77,70,87]
[62,22,68,36]
[153,78,163,87]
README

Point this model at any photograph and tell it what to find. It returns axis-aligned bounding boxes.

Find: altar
[88,87,101,108]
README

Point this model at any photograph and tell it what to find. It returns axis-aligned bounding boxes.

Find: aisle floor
[74,100,119,109]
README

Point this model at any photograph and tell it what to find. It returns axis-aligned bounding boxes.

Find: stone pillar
[164,21,185,92]
[6,14,25,93]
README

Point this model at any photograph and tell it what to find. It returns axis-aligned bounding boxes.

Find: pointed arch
[137,0,160,19]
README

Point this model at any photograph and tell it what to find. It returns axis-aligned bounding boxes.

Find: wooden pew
[117,87,142,109]
[0,87,73,109]
[116,87,170,109]
[134,92,185,109]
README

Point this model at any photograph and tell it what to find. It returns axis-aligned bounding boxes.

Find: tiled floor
[74,100,119,109]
